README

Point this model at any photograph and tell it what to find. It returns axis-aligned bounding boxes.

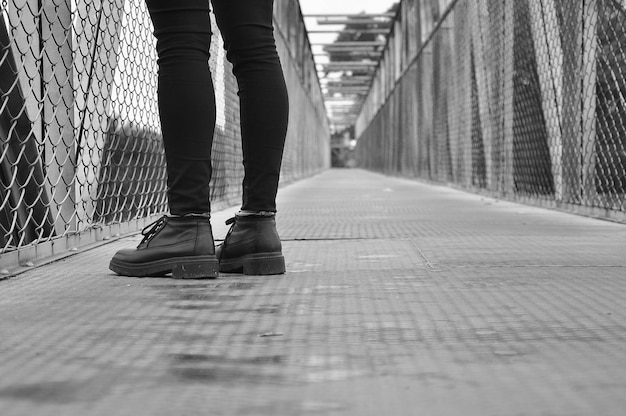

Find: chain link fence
[0,0,329,266]
[356,0,626,220]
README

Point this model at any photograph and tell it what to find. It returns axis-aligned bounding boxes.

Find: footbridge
[1,1,625,415]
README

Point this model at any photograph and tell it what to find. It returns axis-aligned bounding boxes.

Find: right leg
[109,0,218,279]
[147,0,215,216]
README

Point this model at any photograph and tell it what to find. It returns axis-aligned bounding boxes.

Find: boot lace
[220,216,237,248]
[140,216,168,244]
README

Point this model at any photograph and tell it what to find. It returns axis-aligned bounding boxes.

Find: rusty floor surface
[1,169,625,415]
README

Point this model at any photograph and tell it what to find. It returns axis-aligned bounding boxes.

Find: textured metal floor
[1,169,626,415]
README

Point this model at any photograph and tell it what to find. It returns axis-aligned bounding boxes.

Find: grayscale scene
[1,0,625,415]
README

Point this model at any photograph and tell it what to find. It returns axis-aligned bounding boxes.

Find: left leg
[212,0,289,274]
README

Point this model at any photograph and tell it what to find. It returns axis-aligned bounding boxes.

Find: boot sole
[109,255,219,279]
[219,252,285,275]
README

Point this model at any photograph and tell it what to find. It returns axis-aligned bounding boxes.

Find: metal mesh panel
[0,0,329,258]
[356,0,626,218]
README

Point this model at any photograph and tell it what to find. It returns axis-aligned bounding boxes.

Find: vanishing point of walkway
[1,169,625,415]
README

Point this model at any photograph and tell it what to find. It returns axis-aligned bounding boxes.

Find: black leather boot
[109,215,218,279]
[216,213,285,275]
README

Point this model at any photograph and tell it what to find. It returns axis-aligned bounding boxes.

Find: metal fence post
[561,0,584,204]
[581,0,598,206]
[450,1,472,187]
[469,0,495,189]
[528,0,564,201]
[502,0,515,194]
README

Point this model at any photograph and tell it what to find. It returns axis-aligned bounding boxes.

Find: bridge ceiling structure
[301,7,397,133]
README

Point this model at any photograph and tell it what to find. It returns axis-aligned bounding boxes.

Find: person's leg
[212,0,288,274]
[109,0,218,279]
[148,0,215,215]
[211,0,288,213]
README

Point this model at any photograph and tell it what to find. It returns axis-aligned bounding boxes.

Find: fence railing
[356,0,626,220]
[0,0,329,270]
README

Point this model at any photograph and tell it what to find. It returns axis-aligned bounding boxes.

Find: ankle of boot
[237,210,275,218]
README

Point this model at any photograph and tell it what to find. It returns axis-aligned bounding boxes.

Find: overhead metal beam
[321,69,376,73]
[324,101,363,104]
[321,76,372,82]
[303,13,396,18]
[324,93,366,98]
[322,45,384,51]
[325,86,370,90]
[303,10,396,129]
[315,19,393,26]
[325,93,368,97]
[311,41,386,47]
[322,50,383,56]
[324,89,368,93]
[322,51,384,57]
[323,75,372,81]
[317,61,377,65]
[325,102,363,105]
[307,29,391,34]
[323,97,365,101]
[318,63,377,69]
[324,84,370,91]
[328,120,358,125]
[323,81,372,86]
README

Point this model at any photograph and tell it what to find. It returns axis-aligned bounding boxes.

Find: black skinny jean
[146,0,289,215]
